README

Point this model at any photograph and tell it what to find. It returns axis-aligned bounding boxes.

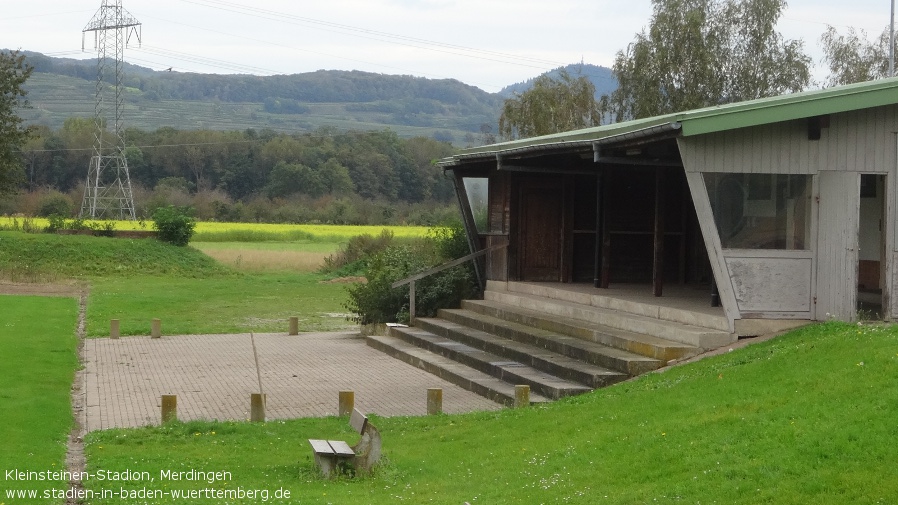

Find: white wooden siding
[679,104,898,175]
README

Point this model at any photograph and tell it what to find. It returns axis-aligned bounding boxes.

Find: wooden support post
[427,388,443,415]
[288,316,299,336]
[338,390,354,417]
[151,318,161,339]
[110,319,120,339]
[409,279,416,324]
[653,169,665,297]
[250,393,266,422]
[514,385,530,408]
[594,172,603,288]
[600,169,612,288]
[161,394,177,423]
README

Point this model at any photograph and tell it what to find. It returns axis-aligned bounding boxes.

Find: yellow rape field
[0,216,431,242]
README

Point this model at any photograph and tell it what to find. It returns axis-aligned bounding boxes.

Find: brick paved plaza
[82,331,501,432]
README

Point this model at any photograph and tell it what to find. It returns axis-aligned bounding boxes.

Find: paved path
[82,331,501,432]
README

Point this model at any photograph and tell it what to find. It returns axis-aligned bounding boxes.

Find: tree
[604,0,811,121]
[498,69,601,140]
[820,25,896,86]
[0,50,33,193]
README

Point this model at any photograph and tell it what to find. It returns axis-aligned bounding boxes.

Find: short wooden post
[161,394,177,423]
[151,318,161,339]
[514,385,530,408]
[288,316,299,336]
[110,319,120,339]
[250,393,266,422]
[338,390,354,416]
[427,388,443,415]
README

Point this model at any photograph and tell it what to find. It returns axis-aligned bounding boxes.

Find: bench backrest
[349,408,368,435]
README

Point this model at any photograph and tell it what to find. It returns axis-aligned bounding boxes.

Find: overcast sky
[2,0,895,93]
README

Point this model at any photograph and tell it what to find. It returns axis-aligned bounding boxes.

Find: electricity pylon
[80,0,141,220]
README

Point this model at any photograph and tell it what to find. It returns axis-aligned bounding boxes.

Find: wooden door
[816,171,860,321]
[519,181,564,281]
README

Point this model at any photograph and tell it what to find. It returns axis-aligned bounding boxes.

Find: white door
[816,171,860,321]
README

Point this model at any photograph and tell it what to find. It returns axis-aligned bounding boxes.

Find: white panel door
[816,171,860,321]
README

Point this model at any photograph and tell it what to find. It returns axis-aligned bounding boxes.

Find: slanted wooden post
[427,388,443,415]
[338,390,354,416]
[110,319,120,339]
[151,318,162,339]
[514,385,530,408]
[161,395,177,423]
[250,393,266,422]
[288,316,299,335]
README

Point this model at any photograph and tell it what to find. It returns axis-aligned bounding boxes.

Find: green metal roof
[445,77,898,165]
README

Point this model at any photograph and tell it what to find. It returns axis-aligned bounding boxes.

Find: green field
[5,227,898,504]
[80,321,898,504]
[0,296,78,504]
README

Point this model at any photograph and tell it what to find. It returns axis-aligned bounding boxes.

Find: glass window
[703,173,811,250]
[463,177,489,233]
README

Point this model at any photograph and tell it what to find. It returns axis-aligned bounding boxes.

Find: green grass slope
[83,321,898,504]
[0,231,230,280]
[0,296,78,504]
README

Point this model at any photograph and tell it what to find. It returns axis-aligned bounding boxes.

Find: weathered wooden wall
[680,104,898,322]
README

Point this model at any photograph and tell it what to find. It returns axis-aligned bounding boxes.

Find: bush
[345,223,477,325]
[152,206,196,246]
[37,192,74,217]
[321,230,396,275]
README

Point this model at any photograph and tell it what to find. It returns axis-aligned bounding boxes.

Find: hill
[18,51,503,143]
[16,52,618,143]
[499,63,618,98]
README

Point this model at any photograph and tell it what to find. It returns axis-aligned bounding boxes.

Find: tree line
[10,121,459,224]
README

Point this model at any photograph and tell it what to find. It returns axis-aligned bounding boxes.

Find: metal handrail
[391,241,508,323]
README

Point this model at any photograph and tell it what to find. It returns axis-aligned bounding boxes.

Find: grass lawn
[0,296,78,504]
[82,321,898,504]
[86,273,357,337]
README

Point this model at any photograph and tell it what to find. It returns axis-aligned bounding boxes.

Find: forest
[9,123,461,225]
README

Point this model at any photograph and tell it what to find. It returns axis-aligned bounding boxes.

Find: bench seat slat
[328,440,355,457]
[308,439,335,455]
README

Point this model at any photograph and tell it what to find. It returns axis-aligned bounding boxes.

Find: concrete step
[386,325,593,400]
[366,334,550,406]
[461,300,701,363]
[482,290,736,350]
[417,316,631,386]
[490,280,730,332]
[433,309,659,376]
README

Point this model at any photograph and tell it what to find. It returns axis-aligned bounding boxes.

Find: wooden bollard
[151,318,161,339]
[161,394,177,423]
[338,390,354,416]
[110,319,120,339]
[514,385,530,408]
[427,388,443,415]
[288,316,299,336]
[250,393,266,422]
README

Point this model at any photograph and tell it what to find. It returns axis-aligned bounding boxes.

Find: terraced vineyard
[21,72,490,142]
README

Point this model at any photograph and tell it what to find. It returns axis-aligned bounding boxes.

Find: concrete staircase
[366,281,737,406]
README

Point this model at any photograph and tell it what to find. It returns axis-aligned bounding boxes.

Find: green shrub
[321,229,396,275]
[152,206,197,246]
[37,192,74,217]
[345,223,477,324]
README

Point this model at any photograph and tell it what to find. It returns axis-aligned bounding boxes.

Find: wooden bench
[308,408,381,478]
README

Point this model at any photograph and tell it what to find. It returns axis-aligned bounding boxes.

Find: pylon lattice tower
[80,0,141,220]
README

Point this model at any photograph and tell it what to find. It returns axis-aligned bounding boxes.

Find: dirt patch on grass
[0,281,85,297]
[320,276,366,284]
